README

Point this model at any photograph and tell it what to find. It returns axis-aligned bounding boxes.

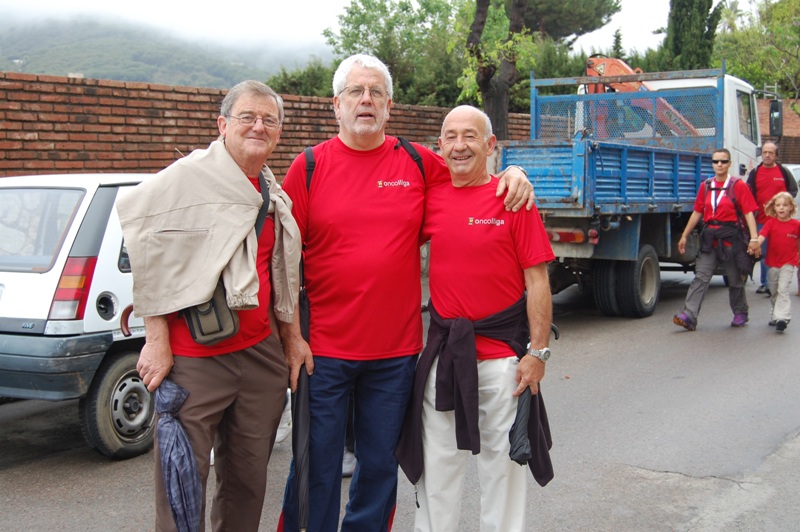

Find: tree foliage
[464,0,619,139]
[611,28,626,61]
[323,0,466,107]
[663,0,723,70]
[267,59,334,98]
[512,0,620,43]
[713,0,800,101]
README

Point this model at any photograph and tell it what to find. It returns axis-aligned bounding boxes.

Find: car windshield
[0,187,85,272]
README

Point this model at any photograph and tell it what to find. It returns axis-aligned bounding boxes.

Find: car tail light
[48,257,98,320]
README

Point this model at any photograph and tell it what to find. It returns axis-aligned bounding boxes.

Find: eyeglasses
[339,85,388,101]
[711,159,730,164]
[229,114,281,129]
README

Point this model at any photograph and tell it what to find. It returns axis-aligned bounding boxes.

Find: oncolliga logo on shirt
[468,217,505,226]
[377,179,411,188]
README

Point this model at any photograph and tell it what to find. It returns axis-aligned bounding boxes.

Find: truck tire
[592,259,620,317]
[616,244,661,318]
[79,351,155,459]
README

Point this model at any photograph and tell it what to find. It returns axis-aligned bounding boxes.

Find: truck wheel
[592,259,620,317]
[616,244,661,318]
[79,351,155,459]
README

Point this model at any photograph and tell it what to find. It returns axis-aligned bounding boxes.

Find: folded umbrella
[509,323,559,466]
[508,390,532,465]
[292,365,311,532]
[156,378,202,532]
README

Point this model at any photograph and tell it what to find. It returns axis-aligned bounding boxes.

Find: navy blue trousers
[279,355,417,532]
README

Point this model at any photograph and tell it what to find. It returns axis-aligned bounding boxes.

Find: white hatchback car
[0,173,154,459]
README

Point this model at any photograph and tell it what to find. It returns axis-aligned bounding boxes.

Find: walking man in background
[746,141,798,295]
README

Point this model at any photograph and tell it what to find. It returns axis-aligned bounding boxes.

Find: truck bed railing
[529,67,726,155]
[502,139,711,217]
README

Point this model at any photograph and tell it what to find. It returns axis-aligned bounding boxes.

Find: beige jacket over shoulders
[118,140,268,317]
[265,167,301,323]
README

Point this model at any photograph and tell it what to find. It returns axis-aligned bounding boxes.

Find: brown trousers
[154,332,288,532]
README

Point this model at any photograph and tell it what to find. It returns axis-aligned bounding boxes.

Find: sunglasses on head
[712,159,730,164]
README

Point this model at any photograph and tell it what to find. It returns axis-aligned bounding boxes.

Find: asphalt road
[2,271,799,531]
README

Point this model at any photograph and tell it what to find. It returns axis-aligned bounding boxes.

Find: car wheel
[79,351,155,459]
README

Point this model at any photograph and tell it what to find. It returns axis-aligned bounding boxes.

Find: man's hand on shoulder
[496,166,534,212]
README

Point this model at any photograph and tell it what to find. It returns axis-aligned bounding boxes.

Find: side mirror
[769,100,783,137]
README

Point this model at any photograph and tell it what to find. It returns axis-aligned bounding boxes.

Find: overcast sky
[0,0,672,53]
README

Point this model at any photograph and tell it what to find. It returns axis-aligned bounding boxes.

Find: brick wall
[0,72,531,180]
[757,99,800,164]
[4,72,796,180]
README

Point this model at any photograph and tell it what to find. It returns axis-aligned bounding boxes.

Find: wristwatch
[527,347,551,362]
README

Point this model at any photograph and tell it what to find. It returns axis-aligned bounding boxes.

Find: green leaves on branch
[712,0,800,101]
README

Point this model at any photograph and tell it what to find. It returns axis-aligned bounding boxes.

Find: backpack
[704,176,757,276]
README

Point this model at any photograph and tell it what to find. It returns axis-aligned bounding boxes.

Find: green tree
[713,0,800,101]
[464,0,619,139]
[513,0,620,43]
[664,0,723,70]
[323,0,466,107]
[267,58,334,98]
[610,28,626,61]
[719,0,744,33]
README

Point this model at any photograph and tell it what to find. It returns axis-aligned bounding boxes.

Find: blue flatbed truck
[501,62,778,317]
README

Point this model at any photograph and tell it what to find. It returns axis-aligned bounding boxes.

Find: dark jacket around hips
[395,295,554,487]
[745,163,799,199]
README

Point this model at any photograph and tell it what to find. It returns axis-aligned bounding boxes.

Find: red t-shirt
[754,165,788,224]
[694,177,758,223]
[422,177,554,359]
[282,136,450,360]
[168,176,275,357]
[759,217,800,268]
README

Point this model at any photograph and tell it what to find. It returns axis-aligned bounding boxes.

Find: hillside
[0,16,330,89]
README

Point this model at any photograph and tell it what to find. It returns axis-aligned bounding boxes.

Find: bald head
[762,142,778,167]
[438,106,497,187]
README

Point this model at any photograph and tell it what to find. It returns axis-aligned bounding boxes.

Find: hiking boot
[731,313,749,327]
[756,285,769,294]
[673,312,696,331]
[776,320,787,332]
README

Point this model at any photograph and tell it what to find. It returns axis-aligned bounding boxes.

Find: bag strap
[302,137,424,192]
[396,136,425,181]
[304,146,315,190]
[708,176,748,232]
[255,171,270,238]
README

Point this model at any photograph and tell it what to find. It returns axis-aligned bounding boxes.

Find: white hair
[332,54,394,99]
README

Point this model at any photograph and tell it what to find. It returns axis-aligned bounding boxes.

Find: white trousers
[768,264,796,322]
[415,356,528,532]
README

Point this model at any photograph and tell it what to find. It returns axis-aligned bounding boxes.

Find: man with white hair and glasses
[277,55,533,531]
